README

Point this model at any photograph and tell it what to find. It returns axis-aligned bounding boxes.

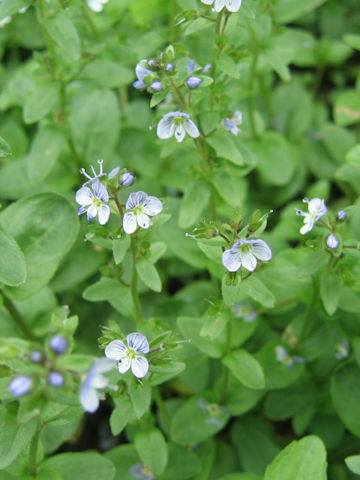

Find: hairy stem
[29,422,42,476]
[3,293,37,341]
[130,236,143,323]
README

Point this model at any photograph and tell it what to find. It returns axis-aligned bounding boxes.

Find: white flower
[105,333,150,379]
[123,191,163,234]
[87,0,108,12]
[296,197,327,235]
[76,181,110,225]
[201,0,242,12]
[79,358,116,413]
[157,111,200,142]
[222,238,272,272]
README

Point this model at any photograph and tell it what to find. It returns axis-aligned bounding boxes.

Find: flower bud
[337,210,347,221]
[30,350,44,364]
[121,172,134,186]
[8,375,32,397]
[47,371,64,387]
[165,63,174,72]
[49,335,67,355]
[150,80,162,92]
[326,234,339,249]
[186,76,202,89]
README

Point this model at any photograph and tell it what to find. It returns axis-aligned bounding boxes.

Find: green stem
[170,0,178,43]
[81,3,100,40]
[247,25,259,139]
[169,78,187,109]
[130,236,143,323]
[257,296,298,315]
[194,138,218,221]
[2,293,37,341]
[220,320,232,404]
[29,422,42,476]
[37,0,57,78]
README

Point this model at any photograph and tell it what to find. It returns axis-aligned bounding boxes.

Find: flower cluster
[75,161,163,232]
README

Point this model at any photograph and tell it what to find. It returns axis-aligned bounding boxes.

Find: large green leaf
[0,227,26,286]
[0,412,37,469]
[264,435,327,480]
[0,193,79,299]
[42,453,115,480]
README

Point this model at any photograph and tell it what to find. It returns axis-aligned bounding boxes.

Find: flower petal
[241,252,257,271]
[127,332,150,354]
[300,218,314,235]
[76,187,93,206]
[87,204,98,221]
[174,124,186,142]
[123,212,138,234]
[131,356,149,378]
[226,0,242,11]
[105,340,127,361]
[214,0,225,11]
[201,0,214,4]
[222,249,242,272]
[308,198,327,217]
[92,182,109,202]
[108,166,120,179]
[136,212,151,229]
[98,204,110,225]
[126,191,148,210]
[79,384,99,413]
[142,196,163,216]
[251,239,272,261]
[118,356,131,374]
[157,116,174,139]
[185,119,200,138]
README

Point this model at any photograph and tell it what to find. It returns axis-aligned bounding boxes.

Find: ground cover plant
[0,0,360,479]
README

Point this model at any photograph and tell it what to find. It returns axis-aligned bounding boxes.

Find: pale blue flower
[121,172,134,186]
[108,166,121,179]
[133,59,153,89]
[187,59,196,73]
[157,111,200,142]
[87,0,108,12]
[79,358,116,413]
[222,110,243,136]
[296,197,327,235]
[337,210,347,221]
[49,335,67,354]
[123,191,163,234]
[222,238,272,272]
[47,371,64,387]
[197,398,229,427]
[105,333,150,378]
[201,0,242,12]
[203,63,212,73]
[232,302,258,322]
[76,182,110,225]
[8,375,32,397]
[187,76,202,89]
[129,464,155,480]
[150,80,162,92]
[326,234,339,249]
[30,350,43,363]
[275,346,304,368]
[165,63,175,72]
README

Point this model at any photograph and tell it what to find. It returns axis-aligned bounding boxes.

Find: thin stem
[81,3,100,40]
[36,0,57,78]
[220,320,232,404]
[119,86,129,109]
[130,236,143,323]
[169,78,187,109]
[194,138,218,221]
[247,25,259,139]
[170,0,178,43]
[257,296,298,315]
[2,293,37,341]
[29,422,42,476]
[111,192,124,217]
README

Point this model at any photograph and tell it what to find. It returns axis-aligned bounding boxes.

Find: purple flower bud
[326,234,339,249]
[49,335,67,355]
[30,350,44,364]
[121,172,134,186]
[337,210,347,221]
[203,63,212,73]
[165,63,174,72]
[186,76,202,89]
[187,59,196,73]
[47,371,64,387]
[8,375,32,397]
[150,81,162,92]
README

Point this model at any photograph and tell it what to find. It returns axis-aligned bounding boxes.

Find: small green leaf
[178,180,211,229]
[345,455,360,474]
[113,236,130,264]
[23,81,59,124]
[0,135,11,158]
[320,271,341,315]
[129,381,151,419]
[134,428,168,476]
[27,125,64,181]
[241,276,275,308]
[83,277,128,302]
[136,259,162,292]
[0,227,26,286]
[223,349,265,389]
[43,12,80,60]
[206,131,244,166]
[110,396,133,435]
[42,453,115,480]
[0,414,37,469]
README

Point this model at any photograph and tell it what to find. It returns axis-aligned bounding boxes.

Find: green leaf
[43,12,80,60]
[264,435,327,480]
[0,193,79,299]
[27,125,65,181]
[0,227,26,286]
[0,414,37,469]
[211,169,247,207]
[0,0,31,18]
[81,60,133,88]
[23,80,59,124]
[136,259,162,292]
[240,276,275,308]
[222,274,242,307]
[134,428,168,476]
[206,131,244,166]
[110,396,133,435]
[83,277,128,302]
[297,251,328,277]
[319,271,341,315]
[112,236,130,264]
[334,91,360,126]
[177,316,224,358]
[274,0,326,23]
[42,453,115,480]
[223,349,265,389]
[217,55,240,79]
[331,364,360,438]
[343,34,360,51]
[178,180,211,229]
[345,455,360,474]
[184,17,212,36]
[159,443,200,480]
[128,380,151,418]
